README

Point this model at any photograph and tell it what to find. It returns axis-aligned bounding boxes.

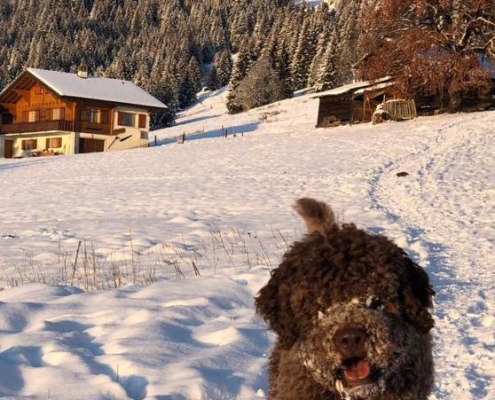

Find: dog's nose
[333,328,367,355]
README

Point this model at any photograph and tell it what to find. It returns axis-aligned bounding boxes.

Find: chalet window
[85,109,99,123]
[39,108,65,121]
[85,109,108,124]
[118,112,135,127]
[29,111,38,122]
[46,137,62,148]
[52,108,65,120]
[21,139,38,150]
[138,114,147,128]
[23,110,39,123]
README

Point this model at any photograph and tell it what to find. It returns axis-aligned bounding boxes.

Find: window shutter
[138,114,146,128]
[31,110,39,122]
[101,110,108,124]
[118,112,124,125]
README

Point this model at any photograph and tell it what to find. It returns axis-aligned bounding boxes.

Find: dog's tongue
[343,360,371,381]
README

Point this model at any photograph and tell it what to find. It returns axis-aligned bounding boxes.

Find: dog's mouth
[339,357,374,387]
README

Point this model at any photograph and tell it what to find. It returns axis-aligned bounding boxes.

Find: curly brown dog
[255,198,435,400]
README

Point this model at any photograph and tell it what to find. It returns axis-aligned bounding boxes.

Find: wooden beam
[0,103,15,113]
[14,89,30,102]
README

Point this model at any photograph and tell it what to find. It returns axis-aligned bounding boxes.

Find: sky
[0,87,494,399]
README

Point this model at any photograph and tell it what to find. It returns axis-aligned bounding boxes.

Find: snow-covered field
[0,88,493,399]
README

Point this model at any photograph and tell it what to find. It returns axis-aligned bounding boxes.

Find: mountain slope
[0,91,493,399]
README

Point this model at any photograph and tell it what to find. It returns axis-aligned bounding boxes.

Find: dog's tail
[293,198,336,235]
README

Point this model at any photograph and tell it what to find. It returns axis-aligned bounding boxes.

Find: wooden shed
[313,77,396,127]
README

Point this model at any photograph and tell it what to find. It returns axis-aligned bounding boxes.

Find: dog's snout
[333,328,367,355]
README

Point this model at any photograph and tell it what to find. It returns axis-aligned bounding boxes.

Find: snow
[313,76,394,98]
[23,68,166,109]
[293,0,338,8]
[0,87,494,399]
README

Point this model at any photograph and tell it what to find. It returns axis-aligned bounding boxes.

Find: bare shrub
[1,227,295,290]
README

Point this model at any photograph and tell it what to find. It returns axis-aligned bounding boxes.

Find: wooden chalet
[0,68,167,158]
[313,77,396,127]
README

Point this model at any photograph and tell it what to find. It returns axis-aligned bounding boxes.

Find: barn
[313,77,396,127]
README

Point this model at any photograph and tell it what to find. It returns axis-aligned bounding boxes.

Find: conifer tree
[308,25,331,88]
[308,5,336,88]
[313,29,340,92]
[215,49,233,87]
[251,13,272,56]
[226,46,254,113]
[178,73,196,109]
[234,57,285,111]
[336,0,364,84]
[207,65,221,90]
[230,7,254,52]
[150,69,178,128]
[270,8,295,98]
[290,16,319,91]
[187,56,202,93]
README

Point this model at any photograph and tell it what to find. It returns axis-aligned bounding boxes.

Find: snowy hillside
[0,89,493,399]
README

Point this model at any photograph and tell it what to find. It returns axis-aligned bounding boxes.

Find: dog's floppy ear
[401,257,435,333]
[255,265,300,348]
[293,197,336,236]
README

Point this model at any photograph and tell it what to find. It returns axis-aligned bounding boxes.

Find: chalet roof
[0,68,167,109]
[313,76,394,99]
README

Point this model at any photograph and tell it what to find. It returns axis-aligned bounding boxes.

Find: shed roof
[353,80,396,96]
[312,76,394,99]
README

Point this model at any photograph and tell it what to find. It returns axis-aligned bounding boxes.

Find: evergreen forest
[1,0,494,126]
[0,0,365,126]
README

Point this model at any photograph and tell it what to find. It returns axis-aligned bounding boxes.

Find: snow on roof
[353,80,396,96]
[313,76,394,98]
[293,0,339,8]
[27,68,167,109]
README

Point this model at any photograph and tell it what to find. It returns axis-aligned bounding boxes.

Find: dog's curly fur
[255,198,435,400]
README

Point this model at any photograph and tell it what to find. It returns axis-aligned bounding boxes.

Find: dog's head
[255,198,435,399]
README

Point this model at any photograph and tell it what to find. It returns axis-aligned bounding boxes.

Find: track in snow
[368,114,495,399]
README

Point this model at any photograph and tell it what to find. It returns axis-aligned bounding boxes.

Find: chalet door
[79,138,105,154]
[4,139,13,158]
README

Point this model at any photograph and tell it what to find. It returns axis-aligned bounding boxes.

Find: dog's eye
[366,296,384,311]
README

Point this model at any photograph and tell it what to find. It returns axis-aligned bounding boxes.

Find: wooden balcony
[0,120,113,136]
[0,120,74,135]
[79,121,111,135]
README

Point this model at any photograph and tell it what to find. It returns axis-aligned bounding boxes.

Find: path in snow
[369,113,495,399]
